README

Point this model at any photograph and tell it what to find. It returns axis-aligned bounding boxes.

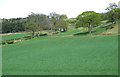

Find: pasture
[2,35,118,75]
[1,1,119,75]
[2,33,32,41]
[2,20,118,75]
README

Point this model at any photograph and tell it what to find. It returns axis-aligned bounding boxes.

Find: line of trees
[75,3,120,34]
[2,3,120,35]
[2,12,68,36]
[106,3,120,24]
[2,18,27,33]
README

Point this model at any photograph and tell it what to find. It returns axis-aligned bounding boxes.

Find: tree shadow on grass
[73,32,89,36]
[101,24,113,29]
[73,23,113,36]
[73,31,96,36]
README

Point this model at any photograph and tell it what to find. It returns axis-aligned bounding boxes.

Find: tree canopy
[2,2,119,35]
[106,3,119,24]
[76,11,101,34]
[25,21,38,36]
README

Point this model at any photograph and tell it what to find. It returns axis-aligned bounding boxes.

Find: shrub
[0,41,6,45]
[2,41,6,45]
[110,26,114,29]
[106,28,109,30]
[24,39,28,40]
[40,33,47,36]
[15,38,21,40]
[7,40,14,44]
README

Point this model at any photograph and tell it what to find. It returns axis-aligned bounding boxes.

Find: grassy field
[101,23,118,34]
[2,33,32,41]
[2,32,48,41]
[2,35,118,75]
[2,20,118,75]
[53,21,118,36]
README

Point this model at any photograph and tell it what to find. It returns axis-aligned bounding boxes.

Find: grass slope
[92,21,118,35]
[2,33,32,41]
[101,23,118,34]
[53,20,118,37]
[2,32,48,41]
[52,26,83,36]
[2,35,118,75]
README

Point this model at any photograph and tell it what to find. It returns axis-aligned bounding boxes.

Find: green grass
[101,23,118,34]
[2,20,118,41]
[92,21,118,35]
[2,35,118,75]
[2,33,32,41]
[2,32,48,41]
[53,20,118,36]
[2,20,118,75]
[52,26,86,36]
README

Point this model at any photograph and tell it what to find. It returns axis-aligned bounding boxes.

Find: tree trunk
[32,31,35,36]
[88,24,92,34]
[36,32,39,37]
[40,31,42,36]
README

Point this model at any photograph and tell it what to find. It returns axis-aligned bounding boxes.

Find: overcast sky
[0,0,119,19]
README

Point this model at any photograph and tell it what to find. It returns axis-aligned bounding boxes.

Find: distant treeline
[2,12,68,33]
[2,18,27,33]
[1,12,105,33]
[2,3,120,34]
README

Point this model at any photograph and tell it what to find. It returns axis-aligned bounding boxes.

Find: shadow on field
[73,32,89,36]
[73,31,96,36]
[101,24,113,28]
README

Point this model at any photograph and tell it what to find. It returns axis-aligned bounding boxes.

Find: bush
[40,33,47,36]
[24,39,28,40]
[106,28,109,30]
[110,26,114,29]
[15,38,21,40]
[2,41,6,45]
[0,41,6,45]
[7,40,14,44]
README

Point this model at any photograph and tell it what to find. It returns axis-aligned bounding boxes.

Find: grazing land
[2,34,118,75]
[2,3,119,75]
[2,33,32,41]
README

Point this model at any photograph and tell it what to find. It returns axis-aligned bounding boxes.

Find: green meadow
[2,33,32,41]
[1,1,119,76]
[2,18,119,75]
[2,34,118,75]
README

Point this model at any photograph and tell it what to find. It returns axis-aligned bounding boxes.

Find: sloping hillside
[101,23,118,35]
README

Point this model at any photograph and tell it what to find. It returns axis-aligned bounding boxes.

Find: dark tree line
[2,12,68,34]
[2,3,120,35]
[2,18,27,33]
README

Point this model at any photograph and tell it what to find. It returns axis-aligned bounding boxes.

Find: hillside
[2,20,118,75]
[101,24,118,35]
[52,20,118,37]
